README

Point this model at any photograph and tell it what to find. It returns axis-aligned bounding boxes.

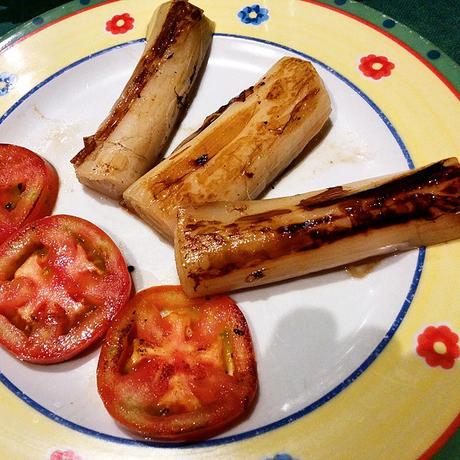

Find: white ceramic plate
[0,1,458,458]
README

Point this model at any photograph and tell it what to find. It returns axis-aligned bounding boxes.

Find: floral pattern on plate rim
[358,54,395,79]
[0,72,16,96]
[238,5,269,25]
[416,325,460,369]
[264,454,297,460]
[49,449,82,460]
[105,13,135,35]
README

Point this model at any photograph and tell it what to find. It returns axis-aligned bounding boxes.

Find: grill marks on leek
[174,158,460,297]
[122,57,332,240]
[71,1,214,199]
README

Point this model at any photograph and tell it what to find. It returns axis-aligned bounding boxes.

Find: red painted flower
[105,13,135,35]
[50,450,82,460]
[416,325,460,369]
[359,54,395,80]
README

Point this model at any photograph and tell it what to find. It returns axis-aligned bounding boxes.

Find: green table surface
[0,0,458,458]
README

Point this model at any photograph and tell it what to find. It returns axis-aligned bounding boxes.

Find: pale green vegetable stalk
[174,157,460,297]
[71,1,214,199]
[122,56,332,240]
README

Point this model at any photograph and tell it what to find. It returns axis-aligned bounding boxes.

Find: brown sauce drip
[344,257,383,278]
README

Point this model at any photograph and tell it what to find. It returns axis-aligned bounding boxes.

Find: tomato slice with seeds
[97,285,258,441]
[0,215,132,364]
[0,144,59,244]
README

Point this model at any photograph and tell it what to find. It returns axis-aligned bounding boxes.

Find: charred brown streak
[299,160,460,210]
[176,82,263,148]
[152,88,265,193]
[298,186,345,209]
[280,186,460,249]
[245,269,265,283]
[193,164,460,281]
[288,88,320,122]
[189,263,237,291]
[71,1,201,165]
[185,219,221,231]
[189,64,197,83]
[267,87,320,136]
[188,272,202,291]
[237,208,292,223]
[176,91,187,110]
[278,215,333,236]
[194,154,208,166]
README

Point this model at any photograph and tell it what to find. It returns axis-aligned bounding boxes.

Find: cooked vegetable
[122,56,331,240]
[0,215,132,363]
[97,285,257,441]
[175,157,460,297]
[0,144,58,244]
[71,1,214,199]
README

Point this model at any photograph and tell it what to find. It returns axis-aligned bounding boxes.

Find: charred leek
[71,1,214,199]
[175,158,460,297]
[122,56,331,239]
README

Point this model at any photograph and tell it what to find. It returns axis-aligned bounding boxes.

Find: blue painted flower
[238,5,269,25]
[0,72,16,96]
[264,454,297,460]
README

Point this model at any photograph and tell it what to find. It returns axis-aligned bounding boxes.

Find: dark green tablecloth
[0,0,458,458]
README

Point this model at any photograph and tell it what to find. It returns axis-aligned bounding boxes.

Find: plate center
[0,35,419,443]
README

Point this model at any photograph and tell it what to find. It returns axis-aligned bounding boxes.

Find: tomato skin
[0,144,59,243]
[97,285,258,441]
[0,215,132,364]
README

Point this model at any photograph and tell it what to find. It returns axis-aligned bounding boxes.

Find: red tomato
[0,215,132,364]
[0,144,59,244]
[97,285,258,441]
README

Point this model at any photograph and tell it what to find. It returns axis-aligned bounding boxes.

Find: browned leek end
[71,1,214,199]
[122,56,332,240]
[175,157,460,297]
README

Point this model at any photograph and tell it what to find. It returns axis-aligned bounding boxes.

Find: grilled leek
[122,56,332,240]
[71,1,214,199]
[175,157,460,297]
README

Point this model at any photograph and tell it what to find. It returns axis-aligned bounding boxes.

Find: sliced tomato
[0,215,132,364]
[0,144,59,244]
[97,285,258,441]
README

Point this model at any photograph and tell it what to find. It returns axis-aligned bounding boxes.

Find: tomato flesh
[0,144,59,243]
[0,215,132,363]
[97,285,258,441]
